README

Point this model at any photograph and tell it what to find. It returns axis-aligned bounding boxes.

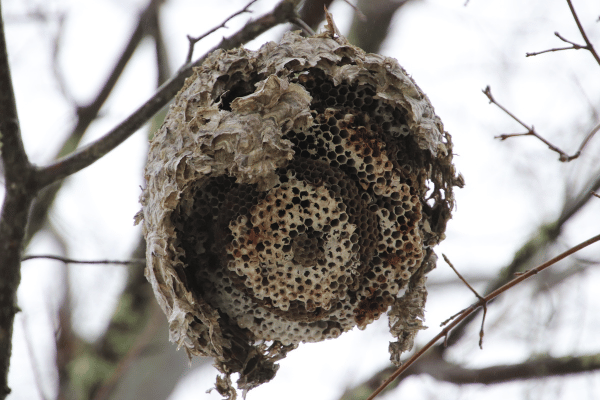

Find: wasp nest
[138,18,462,396]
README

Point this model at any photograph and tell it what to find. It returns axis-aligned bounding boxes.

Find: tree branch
[185,0,258,64]
[0,4,38,398]
[0,9,30,179]
[7,3,301,397]
[565,0,600,67]
[483,86,598,162]
[366,233,600,400]
[34,0,302,189]
[442,254,487,349]
[341,348,600,399]
[525,0,600,67]
[442,167,600,351]
[24,0,164,246]
[526,32,588,57]
[54,15,175,396]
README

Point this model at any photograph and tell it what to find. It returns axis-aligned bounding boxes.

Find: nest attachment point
[137,20,462,397]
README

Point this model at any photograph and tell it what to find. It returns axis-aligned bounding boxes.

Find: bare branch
[483,86,598,162]
[566,0,600,67]
[526,0,600,67]
[442,168,600,352]
[0,5,38,397]
[443,254,487,349]
[442,255,482,300]
[34,0,302,189]
[21,255,145,266]
[341,350,600,399]
[366,233,600,400]
[575,121,600,157]
[440,306,469,328]
[526,32,587,57]
[0,15,31,178]
[482,86,532,132]
[185,0,258,64]
[71,0,163,142]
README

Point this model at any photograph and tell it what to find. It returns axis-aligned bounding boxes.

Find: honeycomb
[138,18,462,396]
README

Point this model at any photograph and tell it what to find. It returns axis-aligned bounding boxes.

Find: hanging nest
[136,15,462,397]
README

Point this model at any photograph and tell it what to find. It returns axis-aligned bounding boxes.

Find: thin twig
[555,31,585,48]
[526,32,586,57]
[440,307,468,327]
[526,0,600,67]
[21,255,145,265]
[442,254,487,349]
[593,192,600,199]
[291,17,316,36]
[34,0,302,189]
[0,6,38,397]
[483,87,531,131]
[443,171,600,352]
[483,86,597,162]
[566,0,600,67]
[442,254,482,299]
[185,0,258,64]
[575,121,600,156]
[366,233,600,400]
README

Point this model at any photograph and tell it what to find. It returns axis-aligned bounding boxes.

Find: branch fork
[483,86,598,162]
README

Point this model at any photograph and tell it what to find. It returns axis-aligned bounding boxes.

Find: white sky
[3,0,600,399]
